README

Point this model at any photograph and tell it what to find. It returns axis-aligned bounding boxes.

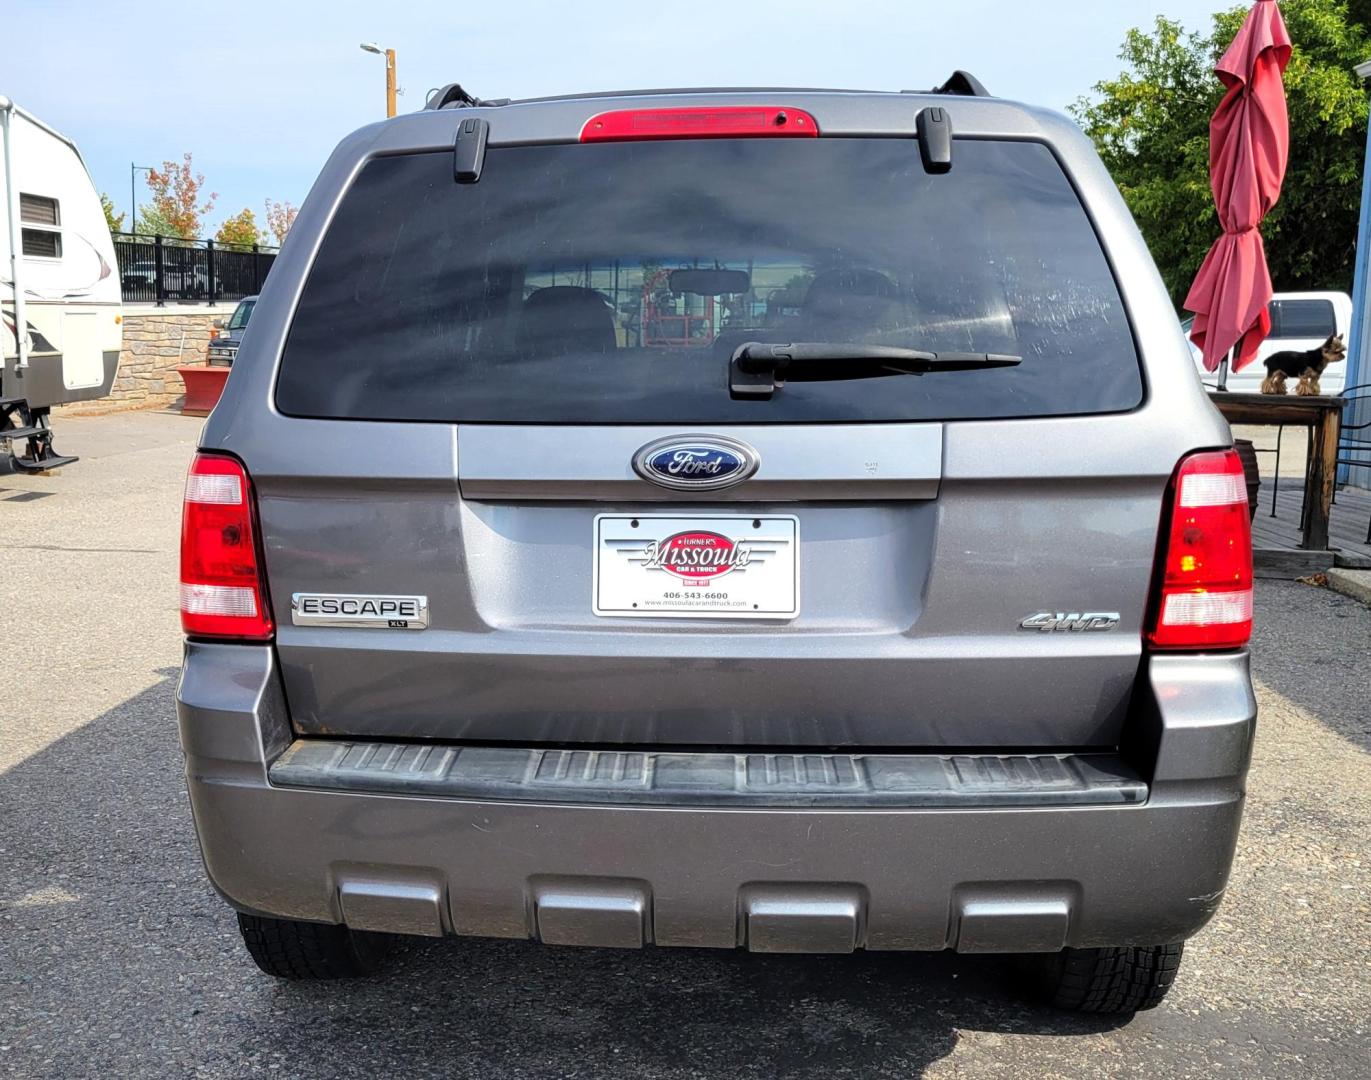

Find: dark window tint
[1270,299,1336,341]
[21,228,60,258]
[278,139,1142,424]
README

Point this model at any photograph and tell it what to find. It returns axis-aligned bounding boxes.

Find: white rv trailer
[1,95,122,471]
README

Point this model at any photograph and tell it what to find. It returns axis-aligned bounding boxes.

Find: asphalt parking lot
[2,410,1368,1079]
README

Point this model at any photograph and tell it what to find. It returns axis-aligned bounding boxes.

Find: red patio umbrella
[1185,0,1292,378]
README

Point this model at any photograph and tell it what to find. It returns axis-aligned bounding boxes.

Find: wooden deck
[1249,480,1371,575]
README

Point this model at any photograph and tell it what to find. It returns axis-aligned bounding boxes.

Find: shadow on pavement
[1251,580,1371,752]
[0,673,1129,1080]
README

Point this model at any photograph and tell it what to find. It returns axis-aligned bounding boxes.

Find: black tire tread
[236,913,387,980]
[1041,943,1184,1014]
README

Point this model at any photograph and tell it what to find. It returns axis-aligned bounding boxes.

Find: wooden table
[1208,390,1343,551]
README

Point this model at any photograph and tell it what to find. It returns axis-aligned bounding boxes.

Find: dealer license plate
[593,514,799,619]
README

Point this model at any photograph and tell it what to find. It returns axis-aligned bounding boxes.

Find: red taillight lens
[580,106,819,142]
[180,453,274,641]
[1147,449,1253,651]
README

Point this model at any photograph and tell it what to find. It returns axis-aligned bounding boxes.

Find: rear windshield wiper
[729,341,1022,399]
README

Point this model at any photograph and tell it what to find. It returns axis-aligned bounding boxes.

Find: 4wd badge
[1019,612,1121,633]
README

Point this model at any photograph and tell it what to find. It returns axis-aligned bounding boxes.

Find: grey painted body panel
[177,643,1252,950]
[457,423,943,502]
[181,88,1251,952]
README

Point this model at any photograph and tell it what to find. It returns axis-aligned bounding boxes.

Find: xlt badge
[291,593,429,629]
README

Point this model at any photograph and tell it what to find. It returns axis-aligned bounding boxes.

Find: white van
[1186,291,1352,397]
[1,96,122,470]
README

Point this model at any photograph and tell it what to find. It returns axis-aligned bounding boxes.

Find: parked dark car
[122,258,210,299]
[207,296,256,366]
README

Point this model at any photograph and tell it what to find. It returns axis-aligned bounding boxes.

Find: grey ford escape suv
[176,76,1256,1014]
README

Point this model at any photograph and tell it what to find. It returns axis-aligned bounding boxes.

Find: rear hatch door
[257,127,1158,749]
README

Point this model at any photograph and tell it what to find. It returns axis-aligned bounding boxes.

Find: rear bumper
[176,643,1255,953]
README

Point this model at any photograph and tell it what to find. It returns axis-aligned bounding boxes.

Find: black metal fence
[113,233,279,305]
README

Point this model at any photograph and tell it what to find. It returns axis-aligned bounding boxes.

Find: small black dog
[1260,333,1346,396]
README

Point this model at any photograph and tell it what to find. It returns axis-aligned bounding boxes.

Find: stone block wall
[59,308,229,415]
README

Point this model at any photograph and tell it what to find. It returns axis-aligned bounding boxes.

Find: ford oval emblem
[632,435,760,491]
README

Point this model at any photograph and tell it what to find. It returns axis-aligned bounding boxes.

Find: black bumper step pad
[270,740,1147,809]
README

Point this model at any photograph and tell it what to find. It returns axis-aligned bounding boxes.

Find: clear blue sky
[8,0,1227,237]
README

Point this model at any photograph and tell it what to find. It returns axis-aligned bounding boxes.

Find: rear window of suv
[277,137,1142,424]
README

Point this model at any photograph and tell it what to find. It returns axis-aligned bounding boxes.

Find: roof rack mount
[931,71,990,98]
[425,78,990,112]
[425,84,510,111]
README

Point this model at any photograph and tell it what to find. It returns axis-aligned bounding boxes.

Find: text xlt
[176,76,1256,1015]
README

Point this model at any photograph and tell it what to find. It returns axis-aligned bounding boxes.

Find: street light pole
[386,48,397,119]
[130,163,153,235]
[360,43,398,118]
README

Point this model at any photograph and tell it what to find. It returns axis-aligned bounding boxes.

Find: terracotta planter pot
[178,366,231,416]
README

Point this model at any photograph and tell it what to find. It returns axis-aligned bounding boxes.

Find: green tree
[216,208,262,249]
[136,153,217,240]
[1072,1,1371,307]
[99,192,125,233]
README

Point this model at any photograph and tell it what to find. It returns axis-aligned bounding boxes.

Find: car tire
[236,913,392,979]
[1023,943,1184,1014]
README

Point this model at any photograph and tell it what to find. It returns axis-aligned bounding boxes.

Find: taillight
[1147,449,1252,651]
[580,106,819,142]
[180,452,274,641]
